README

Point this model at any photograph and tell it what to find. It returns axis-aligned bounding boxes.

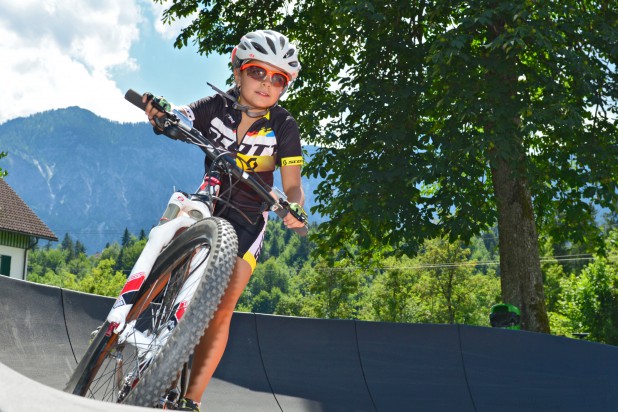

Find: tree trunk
[490,154,550,333]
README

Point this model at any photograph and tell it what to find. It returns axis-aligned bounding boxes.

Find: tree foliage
[547,229,618,344]
[27,230,146,297]
[158,0,617,249]
[156,0,618,332]
[0,151,7,178]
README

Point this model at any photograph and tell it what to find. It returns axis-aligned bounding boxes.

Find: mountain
[0,107,322,253]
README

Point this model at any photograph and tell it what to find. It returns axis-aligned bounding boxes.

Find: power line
[255,254,596,275]
[309,255,595,272]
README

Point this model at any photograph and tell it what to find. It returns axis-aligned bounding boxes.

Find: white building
[0,179,57,279]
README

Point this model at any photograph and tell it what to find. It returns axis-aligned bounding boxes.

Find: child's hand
[285,203,308,228]
[142,93,170,129]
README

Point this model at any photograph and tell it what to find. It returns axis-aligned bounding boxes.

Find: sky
[0,0,231,125]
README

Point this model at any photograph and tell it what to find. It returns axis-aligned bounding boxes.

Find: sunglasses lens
[271,74,287,88]
[246,66,266,81]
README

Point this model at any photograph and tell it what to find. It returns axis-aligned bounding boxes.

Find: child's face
[235,60,287,109]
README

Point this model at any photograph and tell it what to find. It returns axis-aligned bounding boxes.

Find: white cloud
[149,0,198,40]
[0,0,146,123]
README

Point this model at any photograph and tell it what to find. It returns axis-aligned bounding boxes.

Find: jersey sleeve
[274,111,303,168]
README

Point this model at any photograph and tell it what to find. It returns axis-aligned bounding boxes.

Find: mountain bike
[64,89,308,407]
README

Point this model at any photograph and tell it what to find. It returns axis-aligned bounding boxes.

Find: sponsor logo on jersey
[236,153,276,172]
[281,156,303,167]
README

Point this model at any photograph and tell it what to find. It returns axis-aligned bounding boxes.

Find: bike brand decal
[112,296,126,309]
[118,272,146,306]
[122,272,146,294]
[174,301,188,322]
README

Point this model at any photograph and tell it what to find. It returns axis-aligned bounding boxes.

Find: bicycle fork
[116,246,210,361]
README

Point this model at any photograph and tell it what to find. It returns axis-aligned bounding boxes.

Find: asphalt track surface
[1,276,617,412]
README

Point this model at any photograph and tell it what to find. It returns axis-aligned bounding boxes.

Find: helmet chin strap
[207,82,269,118]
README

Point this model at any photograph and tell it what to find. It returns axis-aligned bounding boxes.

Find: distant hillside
[0,107,322,253]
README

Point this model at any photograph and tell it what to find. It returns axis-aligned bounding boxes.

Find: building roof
[0,178,58,241]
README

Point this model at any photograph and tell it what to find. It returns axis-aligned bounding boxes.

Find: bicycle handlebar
[125,89,308,237]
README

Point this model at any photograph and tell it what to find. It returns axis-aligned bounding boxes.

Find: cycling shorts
[214,207,267,273]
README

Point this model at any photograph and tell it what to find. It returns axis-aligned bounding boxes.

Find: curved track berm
[1,275,617,411]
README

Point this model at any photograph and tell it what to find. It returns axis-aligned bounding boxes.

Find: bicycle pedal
[157,388,181,409]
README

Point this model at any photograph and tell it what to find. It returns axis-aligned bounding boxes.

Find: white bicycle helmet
[232,30,301,81]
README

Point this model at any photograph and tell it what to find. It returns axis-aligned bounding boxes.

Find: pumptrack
[1,276,617,412]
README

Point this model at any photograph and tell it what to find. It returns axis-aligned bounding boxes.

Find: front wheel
[65,217,238,407]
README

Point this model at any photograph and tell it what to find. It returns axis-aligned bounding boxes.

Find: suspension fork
[116,245,210,360]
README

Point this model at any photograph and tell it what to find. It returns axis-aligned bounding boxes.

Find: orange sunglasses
[240,63,290,88]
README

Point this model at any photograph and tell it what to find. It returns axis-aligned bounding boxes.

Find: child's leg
[184,257,253,402]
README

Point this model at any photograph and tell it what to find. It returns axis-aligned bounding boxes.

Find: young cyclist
[143,29,307,411]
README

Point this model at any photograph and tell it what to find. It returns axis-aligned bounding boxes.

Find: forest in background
[27,214,618,345]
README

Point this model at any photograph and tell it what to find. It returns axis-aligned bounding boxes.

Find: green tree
[239,257,292,313]
[468,233,495,275]
[155,0,618,332]
[74,240,87,256]
[275,262,315,316]
[99,242,121,263]
[28,247,68,279]
[559,258,618,344]
[116,238,147,275]
[79,258,126,297]
[61,233,76,261]
[67,252,92,280]
[121,228,134,247]
[302,260,365,319]
[259,220,286,263]
[415,237,500,325]
[28,268,80,290]
[0,151,7,177]
[362,256,421,323]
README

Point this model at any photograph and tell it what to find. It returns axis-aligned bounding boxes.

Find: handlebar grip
[125,89,147,110]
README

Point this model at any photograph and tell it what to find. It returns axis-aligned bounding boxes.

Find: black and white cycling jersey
[182,90,303,214]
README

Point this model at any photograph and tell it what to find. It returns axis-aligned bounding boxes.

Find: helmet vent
[265,37,277,54]
[251,42,268,55]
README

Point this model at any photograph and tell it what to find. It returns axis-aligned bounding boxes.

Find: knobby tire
[64,217,238,407]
